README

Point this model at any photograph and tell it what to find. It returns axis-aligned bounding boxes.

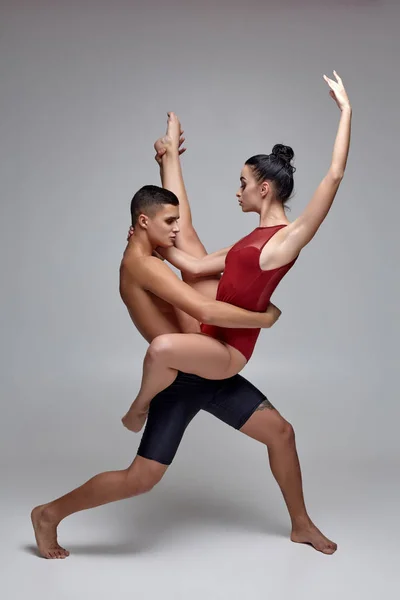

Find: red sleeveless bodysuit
[200,225,297,361]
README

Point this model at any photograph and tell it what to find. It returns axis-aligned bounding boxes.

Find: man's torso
[119,246,200,343]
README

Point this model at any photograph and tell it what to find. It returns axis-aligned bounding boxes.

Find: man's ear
[137,214,149,229]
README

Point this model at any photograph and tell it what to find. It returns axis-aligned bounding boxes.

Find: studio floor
[2,457,398,600]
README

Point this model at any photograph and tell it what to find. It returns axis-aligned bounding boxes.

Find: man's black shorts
[137,371,267,465]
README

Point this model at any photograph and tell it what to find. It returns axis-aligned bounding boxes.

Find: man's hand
[126,226,164,259]
[264,302,282,328]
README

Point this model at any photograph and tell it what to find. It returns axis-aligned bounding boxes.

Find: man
[31,115,337,560]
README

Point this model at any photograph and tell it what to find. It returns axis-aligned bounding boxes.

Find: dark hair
[130,185,179,226]
[245,144,296,204]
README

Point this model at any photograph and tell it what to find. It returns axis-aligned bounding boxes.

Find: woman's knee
[146,335,175,363]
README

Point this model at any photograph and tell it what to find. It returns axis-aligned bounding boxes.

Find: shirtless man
[31,121,337,559]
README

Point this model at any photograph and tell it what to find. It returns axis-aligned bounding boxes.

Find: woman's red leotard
[200,225,298,361]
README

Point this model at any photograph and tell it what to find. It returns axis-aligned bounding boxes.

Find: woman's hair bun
[271,144,294,165]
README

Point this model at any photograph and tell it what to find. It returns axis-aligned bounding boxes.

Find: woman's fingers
[333,70,342,84]
[324,71,344,93]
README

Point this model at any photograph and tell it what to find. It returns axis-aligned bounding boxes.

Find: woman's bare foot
[291,520,337,554]
[31,504,69,559]
[121,406,148,433]
[154,112,185,164]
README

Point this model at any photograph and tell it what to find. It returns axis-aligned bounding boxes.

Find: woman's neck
[258,199,290,227]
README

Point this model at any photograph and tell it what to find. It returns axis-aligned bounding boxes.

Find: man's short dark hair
[130,185,179,226]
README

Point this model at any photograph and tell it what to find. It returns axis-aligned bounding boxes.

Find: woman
[122,71,351,433]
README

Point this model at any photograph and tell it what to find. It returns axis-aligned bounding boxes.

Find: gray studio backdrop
[1,0,398,531]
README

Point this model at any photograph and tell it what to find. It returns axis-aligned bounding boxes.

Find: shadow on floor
[24,490,289,558]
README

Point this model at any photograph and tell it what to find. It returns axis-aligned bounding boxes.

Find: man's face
[145,204,180,248]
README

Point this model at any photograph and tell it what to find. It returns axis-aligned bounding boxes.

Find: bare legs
[240,402,337,554]
[31,404,336,559]
[122,333,245,432]
[31,456,168,559]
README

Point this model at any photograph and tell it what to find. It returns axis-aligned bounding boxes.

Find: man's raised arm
[134,257,280,329]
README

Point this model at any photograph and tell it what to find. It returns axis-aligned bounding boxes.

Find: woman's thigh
[171,229,221,333]
[153,333,247,380]
[175,226,221,300]
[174,278,219,334]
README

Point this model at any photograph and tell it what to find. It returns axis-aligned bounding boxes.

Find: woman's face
[236,164,264,213]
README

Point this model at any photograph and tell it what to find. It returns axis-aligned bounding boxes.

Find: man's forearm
[139,258,277,331]
[201,300,273,329]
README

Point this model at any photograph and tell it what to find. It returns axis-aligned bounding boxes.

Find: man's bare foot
[291,520,337,554]
[31,504,69,559]
[121,407,148,433]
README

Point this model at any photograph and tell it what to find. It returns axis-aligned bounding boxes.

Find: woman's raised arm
[283,71,352,256]
[157,244,233,277]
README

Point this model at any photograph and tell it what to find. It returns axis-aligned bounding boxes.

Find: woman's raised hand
[323,71,351,111]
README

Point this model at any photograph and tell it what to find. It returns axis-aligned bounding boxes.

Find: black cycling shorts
[137,371,267,465]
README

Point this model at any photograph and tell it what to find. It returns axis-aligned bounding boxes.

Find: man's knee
[125,457,168,497]
[267,416,295,448]
[280,420,295,444]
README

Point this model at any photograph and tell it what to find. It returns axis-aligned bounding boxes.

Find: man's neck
[127,232,155,257]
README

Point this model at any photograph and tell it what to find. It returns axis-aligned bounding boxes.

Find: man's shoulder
[121,253,172,282]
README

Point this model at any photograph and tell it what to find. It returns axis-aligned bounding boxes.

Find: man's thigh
[203,374,289,444]
[137,371,217,465]
[239,401,292,446]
